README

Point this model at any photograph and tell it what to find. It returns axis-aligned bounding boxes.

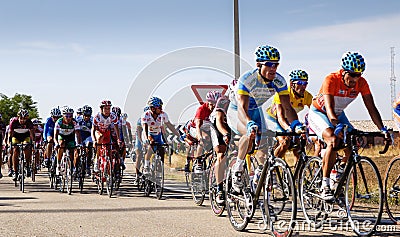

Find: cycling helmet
[100,100,112,108]
[50,107,62,117]
[17,109,29,118]
[62,106,74,115]
[32,118,41,125]
[122,113,128,119]
[255,45,280,62]
[147,97,163,108]
[82,105,92,116]
[112,106,122,116]
[289,69,309,81]
[206,90,222,104]
[77,107,83,114]
[341,52,366,73]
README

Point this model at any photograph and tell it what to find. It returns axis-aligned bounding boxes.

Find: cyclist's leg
[134,138,143,175]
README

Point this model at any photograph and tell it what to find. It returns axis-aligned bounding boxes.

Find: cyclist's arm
[195,118,203,140]
[113,123,121,142]
[165,121,180,137]
[142,123,151,143]
[279,94,299,123]
[137,125,143,143]
[75,129,82,145]
[54,127,60,146]
[362,94,385,130]
[324,94,339,126]
[274,103,290,131]
[29,128,35,143]
[215,111,230,136]
[237,93,251,125]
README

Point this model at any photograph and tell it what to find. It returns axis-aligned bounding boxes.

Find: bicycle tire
[190,159,206,206]
[106,157,113,198]
[19,155,25,193]
[225,159,251,231]
[346,156,383,236]
[265,157,297,237]
[65,156,72,195]
[144,179,152,197]
[155,157,164,200]
[299,156,327,228]
[96,171,104,195]
[209,164,225,216]
[384,155,400,224]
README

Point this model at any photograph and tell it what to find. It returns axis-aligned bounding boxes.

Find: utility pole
[234,0,240,80]
[391,47,396,119]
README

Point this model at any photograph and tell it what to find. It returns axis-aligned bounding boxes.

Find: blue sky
[1,0,400,126]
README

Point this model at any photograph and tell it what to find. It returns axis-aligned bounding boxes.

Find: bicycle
[94,143,120,197]
[384,150,400,224]
[76,145,89,193]
[137,142,168,199]
[58,146,75,195]
[13,143,33,193]
[225,130,297,237]
[47,145,60,191]
[299,128,390,236]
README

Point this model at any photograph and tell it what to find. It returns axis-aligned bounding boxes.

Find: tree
[0,93,39,123]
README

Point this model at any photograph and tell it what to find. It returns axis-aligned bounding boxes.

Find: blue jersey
[231,68,289,110]
[78,118,93,141]
[43,117,56,141]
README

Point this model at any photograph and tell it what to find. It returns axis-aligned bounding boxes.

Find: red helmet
[100,100,112,108]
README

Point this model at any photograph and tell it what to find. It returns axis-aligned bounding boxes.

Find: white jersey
[93,112,118,133]
[141,111,169,136]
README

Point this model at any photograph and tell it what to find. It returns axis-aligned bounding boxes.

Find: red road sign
[191,84,228,104]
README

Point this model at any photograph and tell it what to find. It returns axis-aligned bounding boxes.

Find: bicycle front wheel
[209,164,225,216]
[190,159,206,206]
[65,157,73,195]
[346,156,383,236]
[264,157,297,237]
[299,156,327,228]
[105,158,113,198]
[384,156,400,224]
[154,157,164,200]
[19,156,25,193]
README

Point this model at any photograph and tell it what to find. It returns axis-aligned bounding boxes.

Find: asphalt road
[1,160,399,237]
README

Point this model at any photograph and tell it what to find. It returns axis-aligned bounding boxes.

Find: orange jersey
[312,69,371,115]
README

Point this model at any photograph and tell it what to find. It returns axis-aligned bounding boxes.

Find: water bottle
[330,169,338,190]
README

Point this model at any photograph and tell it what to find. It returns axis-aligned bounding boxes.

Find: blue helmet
[147,97,163,108]
[341,52,366,73]
[289,69,309,81]
[255,45,280,62]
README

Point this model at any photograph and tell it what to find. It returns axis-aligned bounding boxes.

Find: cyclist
[92,100,121,173]
[79,105,94,176]
[43,107,62,167]
[9,109,34,181]
[393,95,400,128]
[209,80,237,204]
[54,106,82,176]
[308,52,390,200]
[134,107,148,179]
[31,118,43,174]
[184,90,222,173]
[121,113,134,154]
[226,45,303,192]
[0,114,6,178]
[75,107,83,123]
[141,97,180,174]
[265,69,313,160]
[111,106,126,170]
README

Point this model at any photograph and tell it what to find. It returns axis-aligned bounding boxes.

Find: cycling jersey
[230,68,289,110]
[141,111,169,136]
[111,118,124,140]
[43,117,56,141]
[34,126,43,144]
[393,95,400,128]
[134,117,143,150]
[55,118,80,140]
[93,112,118,133]
[209,95,230,124]
[312,69,371,115]
[78,117,93,143]
[9,117,34,142]
[266,87,313,119]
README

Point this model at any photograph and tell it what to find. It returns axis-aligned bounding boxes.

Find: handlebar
[344,128,393,155]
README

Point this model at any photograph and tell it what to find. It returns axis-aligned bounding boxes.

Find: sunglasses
[65,114,73,118]
[347,72,362,78]
[294,80,308,86]
[263,62,279,68]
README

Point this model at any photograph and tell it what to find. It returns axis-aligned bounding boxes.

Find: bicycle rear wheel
[209,164,225,216]
[154,157,164,200]
[346,156,383,236]
[299,156,327,228]
[265,158,296,237]
[384,156,400,224]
